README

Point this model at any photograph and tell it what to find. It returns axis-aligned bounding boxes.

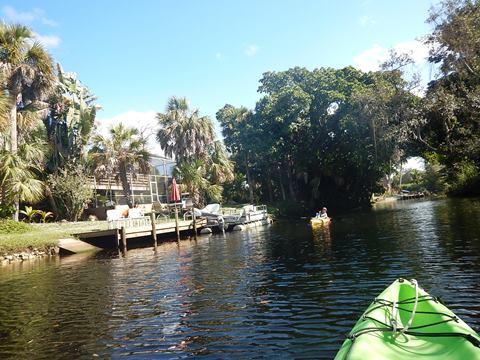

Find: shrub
[277,199,309,218]
[447,161,480,196]
[0,219,32,234]
[48,164,93,221]
[0,203,15,219]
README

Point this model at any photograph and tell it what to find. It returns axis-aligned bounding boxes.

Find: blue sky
[1,0,439,159]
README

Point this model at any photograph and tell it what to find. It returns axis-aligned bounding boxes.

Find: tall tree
[156,96,214,162]
[0,142,45,218]
[0,24,54,219]
[90,124,150,207]
[157,96,233,206]
[216,105,256,202]
[218,66,416,212]
[45,64,100,172]
[0,24,54,153]
[413,0,480,194]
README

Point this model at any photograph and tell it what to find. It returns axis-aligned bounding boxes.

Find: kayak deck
[335,279,480,360]
[310,217,331,225]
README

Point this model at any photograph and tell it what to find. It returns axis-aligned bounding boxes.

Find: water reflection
[0,198,479,359]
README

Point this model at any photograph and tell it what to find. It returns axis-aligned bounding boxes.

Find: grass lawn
[0,221,109,255]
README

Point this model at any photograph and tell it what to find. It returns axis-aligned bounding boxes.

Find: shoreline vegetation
[1,1,480,259]
[0,220,109,263]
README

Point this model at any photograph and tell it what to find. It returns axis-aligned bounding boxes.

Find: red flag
[170,178,180,203]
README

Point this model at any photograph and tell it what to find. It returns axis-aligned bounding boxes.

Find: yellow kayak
[311,217,331,225]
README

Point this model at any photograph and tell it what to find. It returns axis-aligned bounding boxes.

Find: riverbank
[0,220,108,264]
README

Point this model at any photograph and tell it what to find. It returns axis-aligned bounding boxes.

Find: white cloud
[2,5,36,22]
[33,32,61,48]
[1,5,57,26]
[95,111,166,156]
[353,40,430,72]
[353,44,387,72]
[404,157,425,171]
[359,15,376,27]
[245,44,259,57]
[40,17,57,27]
[394,40,430,64]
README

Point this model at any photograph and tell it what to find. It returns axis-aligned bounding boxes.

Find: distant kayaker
[316,207,328,218]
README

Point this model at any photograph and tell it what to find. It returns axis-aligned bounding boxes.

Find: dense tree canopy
[218,67,417,213]
[412,0,480,194]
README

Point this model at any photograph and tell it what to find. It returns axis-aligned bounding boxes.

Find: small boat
[310,217,331,225]
[335,278,480,360]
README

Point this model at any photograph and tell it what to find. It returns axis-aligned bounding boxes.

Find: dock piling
[120,226,127,253]
[150,212,157,249]
[174,206,180,241]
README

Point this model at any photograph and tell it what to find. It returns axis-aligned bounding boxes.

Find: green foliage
[0,142,45,207]
[423,163,447,193]
[447,161,480,195]
[173,158,210,206]
[0,219,32,234]
[156,96,215,162]
[218,67,417,211]
[411,1,480,195]
[158,97,233,207]
[0,23,54,147]
[222,174,251,204]
[45,64,100,171]
[47,164,92,221]
[90,124,150,208]
[19,206,40,223]
[38,211,54,223]
[0,203,15,219]
[276,199,309,218]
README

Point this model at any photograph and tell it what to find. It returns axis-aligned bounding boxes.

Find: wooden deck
[73,218,207,249]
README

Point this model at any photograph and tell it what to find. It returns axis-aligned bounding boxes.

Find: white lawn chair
[106,209,121,221]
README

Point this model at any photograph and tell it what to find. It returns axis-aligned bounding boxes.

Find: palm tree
[156,96,214,161]
[216,105,255,202]
[0,24,54,219]
[0,73,11,148]
[208,140,234,184]
[173,158,214,206]
[45,64,100,172]
[0,24,54,153]
[0,141,45,220]
[90,124,150,208]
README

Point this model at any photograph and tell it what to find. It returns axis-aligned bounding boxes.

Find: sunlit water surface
[1,198,479,359]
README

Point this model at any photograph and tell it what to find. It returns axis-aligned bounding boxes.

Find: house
[89,154,179,207]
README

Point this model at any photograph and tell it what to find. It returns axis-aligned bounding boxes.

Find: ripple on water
[0,199,480,359]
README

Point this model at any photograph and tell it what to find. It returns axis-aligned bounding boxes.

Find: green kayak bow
[335,279,480,360]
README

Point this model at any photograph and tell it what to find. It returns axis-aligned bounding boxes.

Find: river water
[0,198,479,359]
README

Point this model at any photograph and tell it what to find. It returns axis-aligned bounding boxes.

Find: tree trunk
[267,172,274,203]
[12,197,19,221]
[398,163,404,192]
[9,93,18,153]
[277,167,286,201]
[245,154,254,203]
[45,186,59,220]
[10,93,19,221]
[119,162,133,207]
[286,161,296,201]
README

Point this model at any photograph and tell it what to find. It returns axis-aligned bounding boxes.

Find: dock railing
[107,213,178,230]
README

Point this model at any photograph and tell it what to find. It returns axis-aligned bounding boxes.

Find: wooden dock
[399,192,425,200]
[68,205,273,253]
[73,217,206,250]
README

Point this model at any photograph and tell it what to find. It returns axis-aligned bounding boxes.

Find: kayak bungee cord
[341,279,480,360]
[396,278,418,337]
